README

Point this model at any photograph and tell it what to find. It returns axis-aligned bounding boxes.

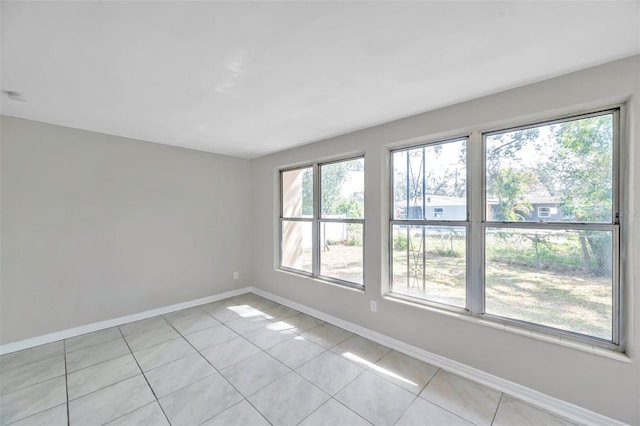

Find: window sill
[383,294,630,363]
[276,267,366,294]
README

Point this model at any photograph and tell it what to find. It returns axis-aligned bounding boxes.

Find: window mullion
[468,131,484,315]
[405,150,410,220]
[422,146,426,220]
[421,148,426,290]
[312,163,320,277]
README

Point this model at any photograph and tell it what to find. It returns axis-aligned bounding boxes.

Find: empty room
[1,1,639,425]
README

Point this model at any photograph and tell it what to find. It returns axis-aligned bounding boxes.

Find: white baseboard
[0,287,251,355]
[249,287,627,426]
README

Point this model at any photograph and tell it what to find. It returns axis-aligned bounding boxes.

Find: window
[484,110,618,343]
[538,207,550,218]
[389,109,621,347]
[280,157,365,287]
[537,207,553,218]
[390,138,467,307]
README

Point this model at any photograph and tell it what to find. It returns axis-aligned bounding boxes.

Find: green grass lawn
[391,251,611,340]
[296,236,612,341]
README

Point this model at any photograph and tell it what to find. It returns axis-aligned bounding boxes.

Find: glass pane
[281,220,312,272]
[321,158,364,219]
[425,140,466,220]
[395,148,424,220]
[486,114,613,223]
[320,222,363,284]
[392,150,409,219]
[282,167,313,218]
[485,227,613,340]
[392,139,466,221]
[391,225,466,307]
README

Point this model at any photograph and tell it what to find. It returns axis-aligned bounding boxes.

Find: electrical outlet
[370,300,377,312]
[233,272,239,280]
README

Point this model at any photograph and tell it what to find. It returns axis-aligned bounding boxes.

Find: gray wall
[250,55,640,424]
[0,117,252,344]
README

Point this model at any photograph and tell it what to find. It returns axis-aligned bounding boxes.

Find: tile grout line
[388,366,441,425]
[64,340,70,426]
[120,320,170,339]
[298,348,367,401]
[100,401,159,426]
[193,297,326,422]
[65,335,123,354]
[0,344,72,424]
[67,350,133,375]
[285,333,408,424]
[254,325,371,410]
[221,354,290,425]
[2,352,136,423]
[135,313,238,373]
[506,396,579,425]
[138,346,201,375]
[0,360,66,398]
[407,365,440,401]
[291,336,443,425]
[138,354,218,398]
[415,368,489,425]
[0,345,63,372]
[162,311,274,426]
[65,335,136,374]
[291,390,330,426]
[65,331,123,356]
[143,299,447,426]
[131,335,191,358]
[327,369,394,417]
[490,393,504,425]
[193,398,269,426]
[394,392,420,426]
[330,397,375,426]
[302,322,354,349]
[2,403,67,426]
[285,371,339,426]
[66,372,146,404]
[116,326,173,425]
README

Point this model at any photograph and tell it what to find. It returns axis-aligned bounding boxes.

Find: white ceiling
[2,1,639,159]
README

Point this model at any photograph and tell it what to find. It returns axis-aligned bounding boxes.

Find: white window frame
[388,107,623,350]
[280,156,365,289]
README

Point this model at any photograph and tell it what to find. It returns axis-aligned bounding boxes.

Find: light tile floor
[0,293,578,426]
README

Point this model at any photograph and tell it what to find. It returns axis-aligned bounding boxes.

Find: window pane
[281,220,312,272]
[321,158,364,219]
[392,149,422,220]
[485,227,613,340]
[392,150,407,219]
[282,167,313,218]
[425,140,466,220]
[486,114,613,223]
[391,225,466,307]
[393,140,466,221]
[320,222,363,284]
